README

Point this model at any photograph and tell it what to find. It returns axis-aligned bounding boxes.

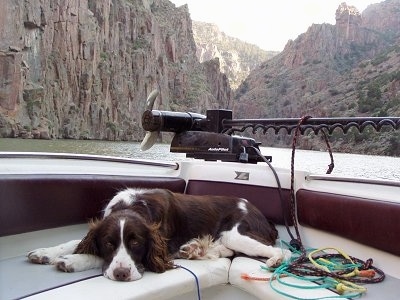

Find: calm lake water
[0,138,399,181]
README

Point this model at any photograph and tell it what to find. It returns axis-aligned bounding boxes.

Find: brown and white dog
[28,188,291,281]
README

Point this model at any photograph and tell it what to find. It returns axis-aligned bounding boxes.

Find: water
[0,138,399,181]
[266,147,400,181]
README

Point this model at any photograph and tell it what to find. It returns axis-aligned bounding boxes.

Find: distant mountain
[1,0,398,156]
[233,1,400,156]
[192,21,278,90]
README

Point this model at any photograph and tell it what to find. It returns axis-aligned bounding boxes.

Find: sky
[169,0,382,51]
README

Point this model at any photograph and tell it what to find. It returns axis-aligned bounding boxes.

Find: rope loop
[243,114,386,299]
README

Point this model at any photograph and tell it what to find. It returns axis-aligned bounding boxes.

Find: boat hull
[0,152,399,299]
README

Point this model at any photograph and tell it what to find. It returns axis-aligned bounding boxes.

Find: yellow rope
[308,247,367,294]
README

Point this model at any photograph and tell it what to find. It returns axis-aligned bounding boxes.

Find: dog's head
[75,210,173,281]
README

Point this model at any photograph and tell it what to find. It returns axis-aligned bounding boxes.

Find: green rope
[260,244,385,300]
[268,263,363,300]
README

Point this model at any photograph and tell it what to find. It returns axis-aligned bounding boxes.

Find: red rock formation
[335,2,362,42]
[233,1,400,155]
[0,0,231,140]
[362,0,400,33]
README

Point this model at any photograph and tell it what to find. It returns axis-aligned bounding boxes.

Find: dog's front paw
[27,240,81,265]
[27,248,58,264]
[266,249,291,268]
[55,254,103,272]
[55,255,76,272]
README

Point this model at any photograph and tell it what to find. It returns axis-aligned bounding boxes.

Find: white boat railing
[306,174,400,187]
[0,152,180,170]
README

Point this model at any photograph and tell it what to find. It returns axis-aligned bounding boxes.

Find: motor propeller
[140,90,160,151]
[140,90,208,151]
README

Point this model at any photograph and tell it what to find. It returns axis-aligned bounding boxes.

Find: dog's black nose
[113,267,131,281]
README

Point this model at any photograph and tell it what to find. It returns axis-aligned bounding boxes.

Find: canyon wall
[234,1,400,155]
[0,0,231,140]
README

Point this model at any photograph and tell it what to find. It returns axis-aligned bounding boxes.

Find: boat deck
[1,224,398,300]
[0,153,399,299]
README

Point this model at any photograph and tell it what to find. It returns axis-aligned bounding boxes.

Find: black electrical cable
[249,146,297,244]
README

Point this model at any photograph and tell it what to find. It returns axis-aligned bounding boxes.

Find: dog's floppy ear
[145,223,173,273]
[74,219,100,255]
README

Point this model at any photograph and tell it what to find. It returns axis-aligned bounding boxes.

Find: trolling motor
[140,91,268,163]
[140,90,400,163]
[169,123,269,163]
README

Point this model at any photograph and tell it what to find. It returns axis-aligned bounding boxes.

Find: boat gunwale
[0,151,180,170]
[306,174,400,187]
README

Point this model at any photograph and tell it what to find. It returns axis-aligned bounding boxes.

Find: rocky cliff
[192,21,277,90]
[0,0,231,140]
[234,1,400,156]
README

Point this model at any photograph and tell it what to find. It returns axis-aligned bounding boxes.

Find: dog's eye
[105,241,115,250]
[129,239,139,248]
